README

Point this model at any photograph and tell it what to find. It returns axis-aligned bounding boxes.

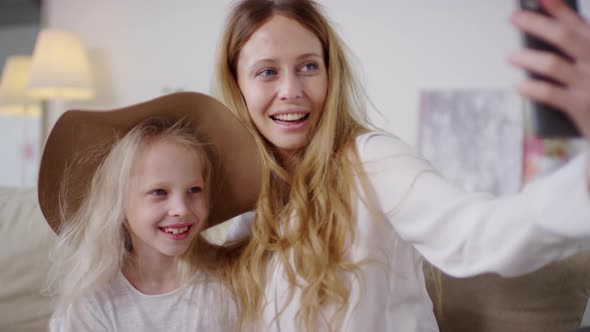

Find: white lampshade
[28,29,94,100]
[0,55,35,106]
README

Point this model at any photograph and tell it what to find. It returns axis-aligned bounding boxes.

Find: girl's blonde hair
[48,118,228,311]
[215,0,373,329]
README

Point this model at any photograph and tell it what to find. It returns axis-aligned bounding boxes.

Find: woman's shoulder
[354,131,429,166]
[211,211,253,244]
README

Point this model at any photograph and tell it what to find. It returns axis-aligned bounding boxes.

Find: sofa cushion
[0,186,56,332]
[424,252,590,332]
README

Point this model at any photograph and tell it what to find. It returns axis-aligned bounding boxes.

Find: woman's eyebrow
[296,52,322,60]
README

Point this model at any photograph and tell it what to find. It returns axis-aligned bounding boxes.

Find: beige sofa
[424,255,590,331]
[1,187,55,331]
[1,186,590,331]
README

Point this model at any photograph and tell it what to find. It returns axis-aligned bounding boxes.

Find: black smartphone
[519,0,581,137]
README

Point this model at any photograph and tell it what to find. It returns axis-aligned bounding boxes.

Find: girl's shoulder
[50,283,116,332]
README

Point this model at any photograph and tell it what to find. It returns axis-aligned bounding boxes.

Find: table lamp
[27,28,95,138]
[0,55,40,115]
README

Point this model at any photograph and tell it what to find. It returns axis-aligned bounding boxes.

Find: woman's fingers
[510,1,590,138]
[509,48,577,85]
[541,0,586,28]
[516,78,569,111]
[516,77,590,137]
[511,6,588,61]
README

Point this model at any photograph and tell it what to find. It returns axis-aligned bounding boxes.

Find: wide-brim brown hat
[38,91,261,232]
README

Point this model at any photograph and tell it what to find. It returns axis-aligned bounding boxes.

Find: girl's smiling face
[237,14,328,159]
[124,138,208,260]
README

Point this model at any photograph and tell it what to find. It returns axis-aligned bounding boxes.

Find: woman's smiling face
[236,14,328,158]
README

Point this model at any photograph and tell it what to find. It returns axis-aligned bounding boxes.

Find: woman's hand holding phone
[511,0,590,139]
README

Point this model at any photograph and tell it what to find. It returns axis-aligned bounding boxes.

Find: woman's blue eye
[151,189,167,196]
[301,62,318,72]
[188,187,202,194]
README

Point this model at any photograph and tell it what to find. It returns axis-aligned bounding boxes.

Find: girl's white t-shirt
[50,271,237,332]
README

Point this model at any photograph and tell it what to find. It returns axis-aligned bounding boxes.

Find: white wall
[43,0,231,131]
[321,0,523,143]
[44,0,525,145]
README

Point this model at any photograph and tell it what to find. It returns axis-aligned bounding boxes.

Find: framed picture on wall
[417,89,524,196]
[418,89,587,196]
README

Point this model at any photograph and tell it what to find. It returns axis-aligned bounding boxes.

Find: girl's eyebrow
[140,182,168,190]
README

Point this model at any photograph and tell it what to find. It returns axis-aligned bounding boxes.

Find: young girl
[38,92,260,331]
[214,0,590,331]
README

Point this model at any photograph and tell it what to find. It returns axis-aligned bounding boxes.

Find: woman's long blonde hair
[47,118,230,312]
[215,0,372,329]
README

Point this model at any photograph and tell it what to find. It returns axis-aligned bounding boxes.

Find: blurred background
[0,0,588,189]
[0,0,528,188]
[1,2,590,332]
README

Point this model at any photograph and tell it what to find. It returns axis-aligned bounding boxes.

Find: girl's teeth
[273,113,306,121]
[163,226,189,234]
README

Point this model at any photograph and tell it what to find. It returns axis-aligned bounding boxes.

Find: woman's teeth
[162,226,189,234]
[272,113,307,121]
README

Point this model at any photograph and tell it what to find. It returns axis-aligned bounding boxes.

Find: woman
[214,0,590,331]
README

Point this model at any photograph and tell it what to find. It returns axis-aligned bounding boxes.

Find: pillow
[424,252,590,332]
[0,187,56,332]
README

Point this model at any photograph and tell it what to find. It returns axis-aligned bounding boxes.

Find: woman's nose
[278,72,302,101]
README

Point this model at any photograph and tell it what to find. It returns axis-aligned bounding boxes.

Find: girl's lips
[159,224,193,240]
[160,222,192,229]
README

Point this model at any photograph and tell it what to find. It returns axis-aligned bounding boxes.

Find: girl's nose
[169,196,189,217]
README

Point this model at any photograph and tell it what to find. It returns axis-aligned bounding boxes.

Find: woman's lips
[270,112,310,129]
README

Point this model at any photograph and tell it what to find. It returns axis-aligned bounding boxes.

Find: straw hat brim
[38,91,261,232]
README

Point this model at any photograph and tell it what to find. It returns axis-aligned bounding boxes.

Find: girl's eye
[300,62,318,72]
[188,187,202,194]
[151,189,167,196]
[257,68,277,78]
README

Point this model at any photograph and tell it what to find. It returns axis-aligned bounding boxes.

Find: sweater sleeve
[358,132,590,277]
